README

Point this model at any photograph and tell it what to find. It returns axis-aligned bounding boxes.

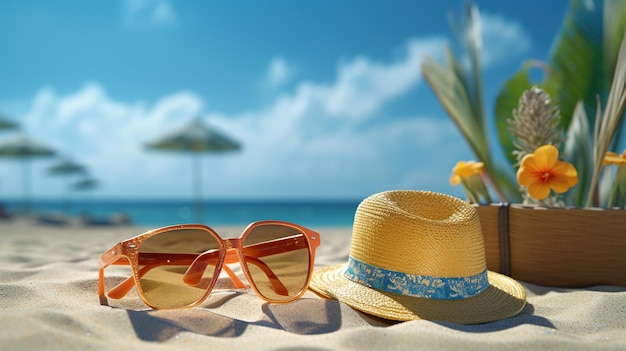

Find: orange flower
[603,150,626,166]
[517,145,578,200]
[450,161,484,185]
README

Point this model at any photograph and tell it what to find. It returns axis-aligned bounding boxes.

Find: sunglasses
[98,220,321,309]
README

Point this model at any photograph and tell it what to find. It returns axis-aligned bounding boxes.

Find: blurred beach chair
[78,212,132,227]
[0,203,12,220]
[35,212,71,226]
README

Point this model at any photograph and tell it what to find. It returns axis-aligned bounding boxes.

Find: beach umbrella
[0,114,18,130]
[48,158,86,175]
[48,158,87,214]
[0,134,56,213]
[0,115,18,209]
[72,176,99,215]
[145,118,241,222]
[73,177,98,191]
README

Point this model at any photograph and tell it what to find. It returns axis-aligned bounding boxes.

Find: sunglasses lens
[243,224,311,301]
[138,229,220,309]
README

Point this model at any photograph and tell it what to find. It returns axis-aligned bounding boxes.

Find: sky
[0,0,573,201]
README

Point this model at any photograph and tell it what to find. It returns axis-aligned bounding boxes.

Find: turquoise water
[3,199,360,228]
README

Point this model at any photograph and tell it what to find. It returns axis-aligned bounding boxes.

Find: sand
[0,218,625,350]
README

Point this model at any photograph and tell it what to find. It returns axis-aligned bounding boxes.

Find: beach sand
[1,219,625,350]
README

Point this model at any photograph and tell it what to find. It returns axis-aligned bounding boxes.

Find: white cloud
[1,35,481,200]
[6,85,203,197]
[56,83,127,126]
[324,38,443,119]
[266,57,293,90]
[123,0,178,28]
[480,12,531,66]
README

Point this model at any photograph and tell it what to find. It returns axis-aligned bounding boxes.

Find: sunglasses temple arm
[184,252,288,295]
[106,264,160,299]
[103,252,249,298]
[181,252,243,287]
[103,234,307,301]
[239,236,310,296]
[105,253,207,300]
[243,234,309,258]
[98,243,124,305]
[220,264,247,289]
[185,237,305,296]
[241,255,289,296]
[107,256,283,300]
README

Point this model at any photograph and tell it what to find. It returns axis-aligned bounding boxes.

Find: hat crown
[349,190,486,278]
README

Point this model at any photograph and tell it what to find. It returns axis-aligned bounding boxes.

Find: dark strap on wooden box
[498,202,511,276]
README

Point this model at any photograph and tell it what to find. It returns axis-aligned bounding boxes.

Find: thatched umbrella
[48,158,86,214]
[0,134,56,213]
[145,118,240,222]
[0,114,18,130]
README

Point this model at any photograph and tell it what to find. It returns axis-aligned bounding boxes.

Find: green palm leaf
[422,48,489,164]
[422,2,521,202]
[493,0,626,206]
[495,0,605,167]
[564,101,594,205]
[544,0,605,131]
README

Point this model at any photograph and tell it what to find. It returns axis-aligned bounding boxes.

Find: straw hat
[310,190,526,324]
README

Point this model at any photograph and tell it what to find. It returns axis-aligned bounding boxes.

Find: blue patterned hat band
[344,256,490,300]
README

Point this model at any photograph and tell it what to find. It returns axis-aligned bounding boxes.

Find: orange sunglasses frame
[99,220,321,309]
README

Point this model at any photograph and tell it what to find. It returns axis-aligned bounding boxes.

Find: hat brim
[310,264,526,324]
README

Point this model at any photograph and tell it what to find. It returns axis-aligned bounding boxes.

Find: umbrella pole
[193,152,203,223]
[62,177,70,216]
[22,159,31,214]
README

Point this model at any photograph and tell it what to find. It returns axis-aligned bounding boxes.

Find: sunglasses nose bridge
[225,237,244,250]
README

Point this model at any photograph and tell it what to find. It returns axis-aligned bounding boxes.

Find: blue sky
[0,0,571,201]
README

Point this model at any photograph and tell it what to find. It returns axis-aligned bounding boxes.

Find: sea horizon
[1,198,361,229]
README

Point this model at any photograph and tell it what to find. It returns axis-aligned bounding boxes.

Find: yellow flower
[517,145,578,200]
[603,150,626,166]
[450,161,484,185]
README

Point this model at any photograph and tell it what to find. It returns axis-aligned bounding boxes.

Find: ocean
[2,199,360,229]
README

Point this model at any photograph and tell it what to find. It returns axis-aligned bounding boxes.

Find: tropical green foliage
[424,0,626,207]
[422,3,520,202]
[495,0,626,206]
